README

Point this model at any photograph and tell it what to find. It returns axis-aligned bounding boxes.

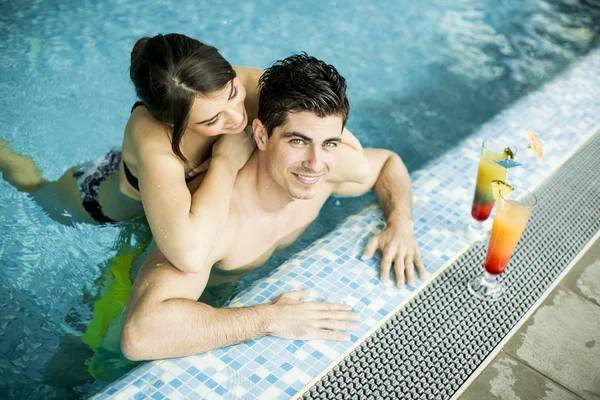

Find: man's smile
[292,172,324,185]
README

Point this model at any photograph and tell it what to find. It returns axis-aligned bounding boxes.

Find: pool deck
[458,235,600,400]
[95,46,600,399]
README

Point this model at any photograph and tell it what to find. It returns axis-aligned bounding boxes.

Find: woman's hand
[212,128,256,171]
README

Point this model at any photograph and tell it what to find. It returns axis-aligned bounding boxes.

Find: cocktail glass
[467,138,515,241]
[468,186,537,301]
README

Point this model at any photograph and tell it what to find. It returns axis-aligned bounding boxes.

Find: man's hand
[361,220,426,288]
[267,290,360,341]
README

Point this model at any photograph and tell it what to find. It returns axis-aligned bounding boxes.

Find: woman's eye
[206,116,220,126]
[229,86,238,100]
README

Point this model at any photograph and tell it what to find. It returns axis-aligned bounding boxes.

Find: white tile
[281,371,297,385]
[254,366,270,379]
[212,371,228,384]
[293,349,309,361]
[260,386,283,399]
[230,385,247,398]
[115,385,139,400]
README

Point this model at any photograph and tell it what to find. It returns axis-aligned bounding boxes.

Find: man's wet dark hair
[257,53,349,137]
[130,33,236,165]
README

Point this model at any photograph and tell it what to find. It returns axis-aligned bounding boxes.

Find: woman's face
[186,77,248,137]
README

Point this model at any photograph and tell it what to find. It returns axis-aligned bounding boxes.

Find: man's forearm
[374,153,413,224]
[122,299,273,361]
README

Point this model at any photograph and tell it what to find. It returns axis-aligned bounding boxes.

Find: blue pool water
[1,0,599,398]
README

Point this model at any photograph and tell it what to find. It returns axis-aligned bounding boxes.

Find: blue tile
[266,374,278,384]
[195,372,209,382]
[249,374,261,383]
[286,344,298,353]
[169,378,182,388]
[186,366,199,376]
[311,350,324,359]
[133,379,145,388]
[151,393,165,400]
[106,388,118,395]
[134,392,146,400]
[178,385,192,396]
[205,378,218,389]
[285,387,298,396]
[161,385,174,395]
[256,355,268,364]
[281,362,293,371]
[215,385,228,396]
[230,360,242,370]
[152,380,165,389]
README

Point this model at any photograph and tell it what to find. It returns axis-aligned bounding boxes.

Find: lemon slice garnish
[491,180,514,200]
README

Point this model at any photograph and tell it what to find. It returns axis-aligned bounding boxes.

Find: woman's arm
[136,131,254,274]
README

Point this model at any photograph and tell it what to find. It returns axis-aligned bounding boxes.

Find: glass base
[464,219,490,243]
[468,272,505,301]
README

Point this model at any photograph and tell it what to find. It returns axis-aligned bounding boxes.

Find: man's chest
[213,206,321,273]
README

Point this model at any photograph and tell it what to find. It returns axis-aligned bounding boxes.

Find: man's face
[265,111,343,200]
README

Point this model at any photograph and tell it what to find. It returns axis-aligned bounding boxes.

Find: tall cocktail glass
[468,186,537,301]
[468,138,515,240]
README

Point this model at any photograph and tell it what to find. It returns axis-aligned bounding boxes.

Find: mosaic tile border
[95,46,600,399]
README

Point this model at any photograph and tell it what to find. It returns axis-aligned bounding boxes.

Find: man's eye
[291,139,304,145]
[324,142,338,148]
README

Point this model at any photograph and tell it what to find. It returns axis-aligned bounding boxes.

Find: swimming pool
[1,0,599,398]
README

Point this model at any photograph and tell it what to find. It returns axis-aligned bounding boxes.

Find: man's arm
[121,248,359,361]
[334,148,425,287]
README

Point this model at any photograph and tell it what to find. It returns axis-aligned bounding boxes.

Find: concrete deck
[459,235,600,400]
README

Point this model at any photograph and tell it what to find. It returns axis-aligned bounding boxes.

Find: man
[121,54,424,361]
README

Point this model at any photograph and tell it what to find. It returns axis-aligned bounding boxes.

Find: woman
[0,33,366,273]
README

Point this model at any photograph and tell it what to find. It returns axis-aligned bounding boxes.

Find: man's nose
[303,146,324,172]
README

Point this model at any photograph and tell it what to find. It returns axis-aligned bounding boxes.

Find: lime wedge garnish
[503,147,515,160]
[491,180,514,200]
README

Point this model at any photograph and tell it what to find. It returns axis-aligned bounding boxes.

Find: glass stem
[483,271,498,288]
[471,219,483,230]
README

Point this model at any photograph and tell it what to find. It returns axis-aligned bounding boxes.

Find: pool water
[1,0,599,398]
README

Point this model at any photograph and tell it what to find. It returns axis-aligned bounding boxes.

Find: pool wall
[94,46,600,400]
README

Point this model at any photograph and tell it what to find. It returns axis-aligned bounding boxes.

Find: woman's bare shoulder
[123,106,173,167]
[127,107,171,150]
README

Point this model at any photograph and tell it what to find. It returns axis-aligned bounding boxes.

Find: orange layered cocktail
[484,195,533,275]
[468,183,537,301]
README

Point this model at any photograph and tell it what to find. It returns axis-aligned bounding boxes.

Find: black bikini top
[124,102,195,191]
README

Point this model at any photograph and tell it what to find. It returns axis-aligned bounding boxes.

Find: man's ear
[252,119,269,150]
